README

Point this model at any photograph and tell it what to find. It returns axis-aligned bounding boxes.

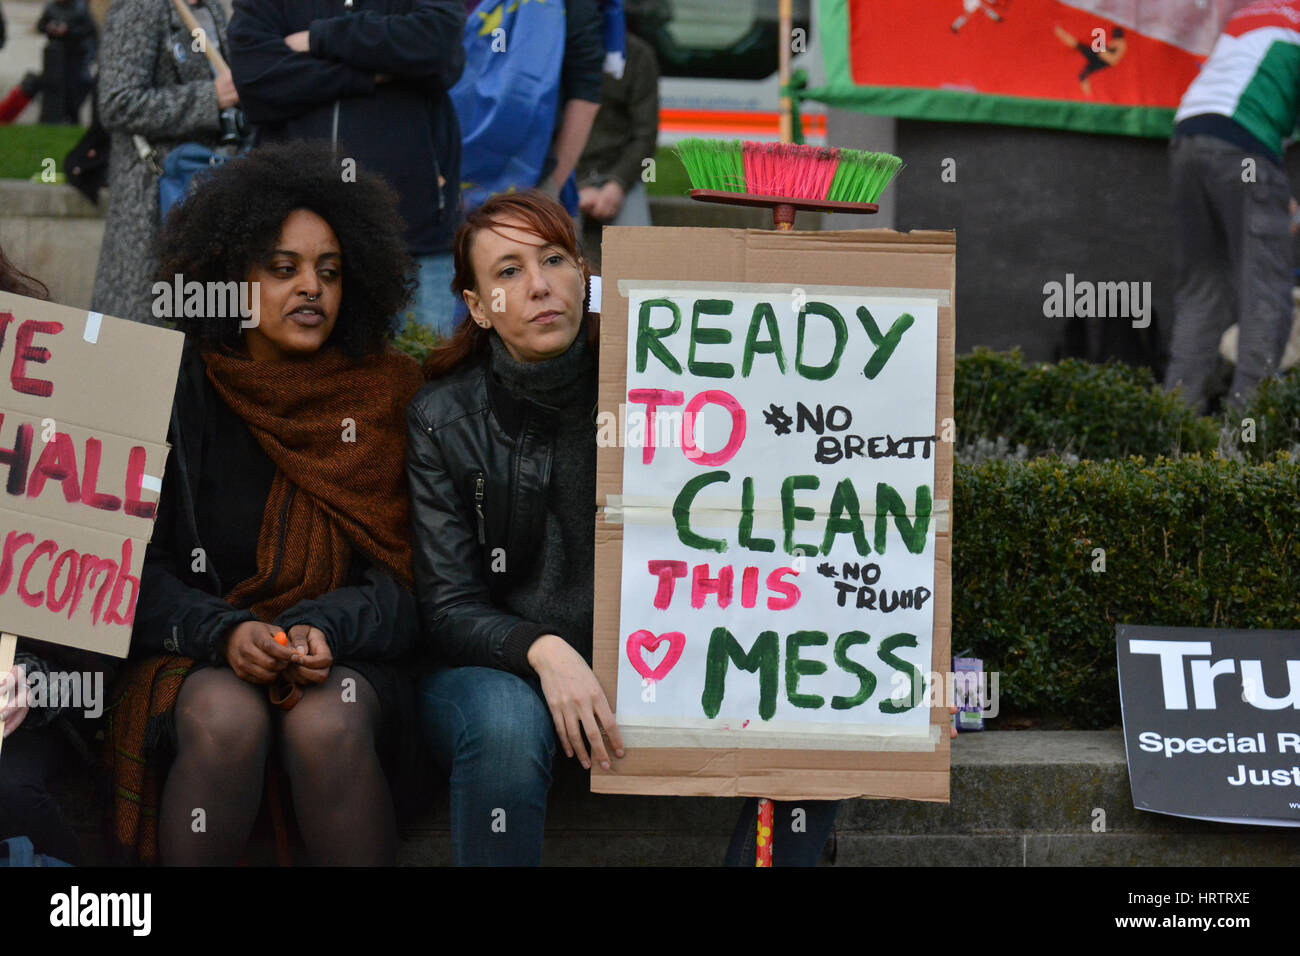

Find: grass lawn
[0,124,87,180]
[0,129,694,194]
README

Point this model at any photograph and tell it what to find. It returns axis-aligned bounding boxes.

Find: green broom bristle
[677,138,904,205]
[674,138,746,192]
[827,149,904,203]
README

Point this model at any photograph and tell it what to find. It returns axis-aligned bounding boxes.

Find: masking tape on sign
[602,494,948,531]
[612,718,944,752]
[615,278,951,307]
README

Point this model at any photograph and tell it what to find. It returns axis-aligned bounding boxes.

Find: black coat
[406,353,583,677]
[131,344,419,668]
[226,0,465,257]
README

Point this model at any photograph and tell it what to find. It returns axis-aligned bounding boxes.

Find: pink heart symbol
[626,629,685,682]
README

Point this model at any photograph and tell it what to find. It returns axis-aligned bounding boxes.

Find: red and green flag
[804,0,1255,138]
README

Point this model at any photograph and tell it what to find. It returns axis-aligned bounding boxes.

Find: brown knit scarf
[107,345,424,863]
[201,345,425,619]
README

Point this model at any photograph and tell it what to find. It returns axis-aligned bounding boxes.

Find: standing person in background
[36,0,97,123]
[576,29,658,273]
[599,0,627,79]
[91,0,237,326]
[448,0,603,330]
[227,0,466,339]
[1165,0,1300,414]
[454,0,604,217]
[532,0,604,210]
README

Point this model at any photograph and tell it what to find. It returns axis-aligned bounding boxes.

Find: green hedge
[1240,366,1300,460]
[954,455,1300,727]
[955,348,1219,460]
[392,315,442,362]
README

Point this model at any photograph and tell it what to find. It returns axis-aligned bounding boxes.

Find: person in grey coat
[90,0,238,326]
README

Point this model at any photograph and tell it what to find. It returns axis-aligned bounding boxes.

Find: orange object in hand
[268,631,301,711]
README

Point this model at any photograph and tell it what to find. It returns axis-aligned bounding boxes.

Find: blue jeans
[405,252,460,340]
[418,665,839,866]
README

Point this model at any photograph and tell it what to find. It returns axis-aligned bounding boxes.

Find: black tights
[159,666,395,866]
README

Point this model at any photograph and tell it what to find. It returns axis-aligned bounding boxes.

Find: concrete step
[49,729,1300,865]
[0,180,106,309]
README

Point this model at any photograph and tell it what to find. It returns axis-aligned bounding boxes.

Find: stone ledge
[0,179,107,218]
[47,729,1300,866]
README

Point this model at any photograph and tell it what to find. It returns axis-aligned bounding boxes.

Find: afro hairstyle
[154,140,416,358]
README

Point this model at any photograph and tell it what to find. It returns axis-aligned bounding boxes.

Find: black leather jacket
[406,353,578,676]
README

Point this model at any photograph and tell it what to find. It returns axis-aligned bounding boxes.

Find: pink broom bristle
[742,142,840,200]
[741,142,765,193]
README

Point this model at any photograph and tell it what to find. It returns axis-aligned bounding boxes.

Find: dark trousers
[38,40,91,125]
[1165,134,1294,413]
[0,724,80,863]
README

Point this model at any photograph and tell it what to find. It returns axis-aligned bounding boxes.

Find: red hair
[423,190,597,379]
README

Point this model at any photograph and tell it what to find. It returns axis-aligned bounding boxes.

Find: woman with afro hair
[107,141,427,866]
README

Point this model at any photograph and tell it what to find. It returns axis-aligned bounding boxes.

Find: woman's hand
[223,621,295,685]
[283,624,333,686]
[214,69,239,109]
[1,664,28,739]
[284,31,310,53]
[527,634,624,771]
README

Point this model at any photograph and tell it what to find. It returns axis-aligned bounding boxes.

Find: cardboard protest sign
[593,227,954,801]
[0,292,182,659]
[1117,624,1300,827]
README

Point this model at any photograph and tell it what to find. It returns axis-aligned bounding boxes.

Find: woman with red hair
[407,190,840,865]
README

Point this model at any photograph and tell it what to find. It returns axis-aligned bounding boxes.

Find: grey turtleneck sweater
[489,331,599,666]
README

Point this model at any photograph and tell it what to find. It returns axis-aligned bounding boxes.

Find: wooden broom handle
[170,0,230,74]
[767,0,795,857]
[778,0,793,144]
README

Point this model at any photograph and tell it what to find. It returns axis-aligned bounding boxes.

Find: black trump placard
[1117,624,1300,827]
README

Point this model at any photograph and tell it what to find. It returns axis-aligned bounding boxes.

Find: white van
[629,0,827,146]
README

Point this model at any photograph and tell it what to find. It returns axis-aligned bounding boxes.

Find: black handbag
[62,106,110,204]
